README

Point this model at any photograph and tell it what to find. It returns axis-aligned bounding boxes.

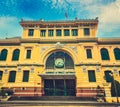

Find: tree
[111,80,120,97]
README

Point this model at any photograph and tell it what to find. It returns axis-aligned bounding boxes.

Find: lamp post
[109,73,119,103]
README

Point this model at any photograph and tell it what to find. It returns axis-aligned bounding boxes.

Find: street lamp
[109,73,119,103]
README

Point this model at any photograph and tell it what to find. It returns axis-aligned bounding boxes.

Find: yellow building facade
[0,17,120,102]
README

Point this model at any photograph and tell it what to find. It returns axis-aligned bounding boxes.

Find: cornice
[0,37,120,45]
[20,18,98,27]
[98,38,120,44]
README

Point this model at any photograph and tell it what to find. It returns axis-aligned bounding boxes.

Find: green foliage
[96,85,105,98]
[0,87,7,96]
[0,87,14,96]
[111,80,120,97]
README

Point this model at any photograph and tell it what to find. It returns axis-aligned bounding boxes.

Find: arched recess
[46,51,74,69]
[41,47,78,65]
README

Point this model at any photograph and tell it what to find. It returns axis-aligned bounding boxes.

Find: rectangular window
[88,70,96,82]
[26,50,31,59]
[72,29,78,36]
[48,30,54,37]
[40,30,46,37]
[84,28,90,36]
[28,29,34,36]
[23,70,29,82]
[64,29,69,36]
[8,71,16,82]
[86,49,92,58]
[56,30,61,36]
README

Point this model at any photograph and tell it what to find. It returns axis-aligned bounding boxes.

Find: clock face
[55,58,64,68]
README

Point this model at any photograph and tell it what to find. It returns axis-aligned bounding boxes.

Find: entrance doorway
[44,79,76,96]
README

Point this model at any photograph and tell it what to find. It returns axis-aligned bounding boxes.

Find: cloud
[47,0,120,37]
[0,0,119,38]
[0,16,22,38]
[97,0,120,37]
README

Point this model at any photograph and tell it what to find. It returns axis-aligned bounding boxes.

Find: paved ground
[0,101,120,107]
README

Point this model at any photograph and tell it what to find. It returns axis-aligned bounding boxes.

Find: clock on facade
[55,58,64,68]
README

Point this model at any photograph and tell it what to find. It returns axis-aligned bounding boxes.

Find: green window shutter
[88,70,96,82]
[48,30,54,37]
[86,49,92,58]
[0,49,8,61]
[101,48,110,60]
[23,71,29,82]
[28,29,34,36]
[0,71,3,80]
[56,30,61,36]
[41,30,46,37]
[64,30,69,36]
[72,29,78,36]
[84,28,90,36]
[114,48,120,60]
[8,71,16,82]
[12,49,20,61]
[105,71,113,82]
[26,50,31,59]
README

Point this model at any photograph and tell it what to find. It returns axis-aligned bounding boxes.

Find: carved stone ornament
[82,65,86,72]
[4,67,8,74]
[96,65,100,72]
[54,42,64,49]
[31,65,34,73]
[40,46,50,55]
[69,46,78,54]
[18,66,22,72]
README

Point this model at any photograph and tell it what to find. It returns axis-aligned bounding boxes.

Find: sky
[0,0,120,38]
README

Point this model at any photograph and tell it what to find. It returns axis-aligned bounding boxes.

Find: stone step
[8,96,97,101]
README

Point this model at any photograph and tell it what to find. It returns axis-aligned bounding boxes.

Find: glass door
[55,79,64,96]
[44,79,76,96]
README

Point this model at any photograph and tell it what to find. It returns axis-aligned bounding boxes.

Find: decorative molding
[84,46,93,49]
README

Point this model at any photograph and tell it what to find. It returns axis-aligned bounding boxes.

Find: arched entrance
[42,51,76,96]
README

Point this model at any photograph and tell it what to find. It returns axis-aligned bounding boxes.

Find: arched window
[46,51,74,69]
[12,49,20,61]
[100,48,110,60]
[0,71,3,80]
[8,71,16,82]
[104,71,113,82]
[114,48,120,60]
[0,49,8,61]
